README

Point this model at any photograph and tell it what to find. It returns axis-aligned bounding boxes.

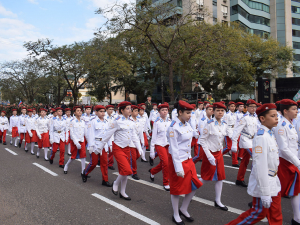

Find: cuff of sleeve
[174,162,184,173]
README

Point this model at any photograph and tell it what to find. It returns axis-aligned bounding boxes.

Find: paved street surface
[0,135,293,225]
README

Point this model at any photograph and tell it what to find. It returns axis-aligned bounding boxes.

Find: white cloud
[28,0,38,4]
[0,4,17,18]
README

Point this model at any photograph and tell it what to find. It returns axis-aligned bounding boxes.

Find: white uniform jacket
[149,109,159,122]
[36,116,50,137]
[171,109,178,120]
[274,117,300,167]
[167,117,194,173]
[199,118,227,159]
[247,125,281,197]
[150,117,171,152]
[18,114,27,133]
[25,115,37,134]
[9,115,19,132]
[224,111,237,138]
[69,118,88,146]
[0,116,9,132]
[188,111,199,139]
[129,117,144,148]
[50,116,68,143]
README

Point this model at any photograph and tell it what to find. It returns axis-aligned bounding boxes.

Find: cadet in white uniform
[0,111,9,145]
[63,108,73,156]
[138,107,151,164]
[25,109,38,155]
[199,102,228,211]
[167,100,203,225]
[9,109,19,147]
[149,103,158,127]
[35,108,50,160]
[105,105,116,170]
[195,101,204,123]
[18,107,27,148]
[231,99,258,187]
[227,103,282,225]
[189,104,199,159]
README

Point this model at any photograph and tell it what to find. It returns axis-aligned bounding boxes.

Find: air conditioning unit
[199,3,204,8]
[196,14,204,21]
[223,12,228,17]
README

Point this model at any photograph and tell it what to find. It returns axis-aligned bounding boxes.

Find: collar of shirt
[174,117,187,127]
[213,118,225,126]
[260,125,272,136]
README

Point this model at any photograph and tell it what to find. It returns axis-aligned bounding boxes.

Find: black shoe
[149,156,154,166]
[19,142,21,148]
[3,141,7,145]
[132,174,140,180]
[0,140,2,143]
[112,182,118,195]
[97,161,100,166]
[292,219,300,225]
[10,142,12,145]
[227,152,231,157]
[164,186,170,191]
[59,165,64,168]
[25,150,28,153]
[238,157,242,160]
[141,158,148,162]
[81,170,87,182]
[214,201,228,211]
[64,171,67,174]
[146,149,150,152]
[108,166,115,170]
[179,210,194,222]
[149,169,154,181]
[172,216,185,225]
[49,159,53,164]
[44,158,49,161]
[102,180,113,187]
[31,152,35,155]
[236,180,248,187]
[119,193,131,201]
[248,202,252,208]
[232,164,239,168]
[67,153,71,156]
[36,155,39,158]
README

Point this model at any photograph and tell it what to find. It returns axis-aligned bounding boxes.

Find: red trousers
[19,133,25,143]
[130,147,140,175]
[237,136,244,158]
[150,145,169,185]
[85,150,108,182]
[11,127,18,138]
[226,192,282,225]
[50,140,65,165]
[113,143,132,176]
[0,130,7,142]
[193,145,204,164]
[237,148,252,181]
[222,136,238,165]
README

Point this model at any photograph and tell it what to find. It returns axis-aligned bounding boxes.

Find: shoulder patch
[243,114,248,117]
[255,146,262,153]
[53,117,57,120]
[116,116,121,120]
[257,128,265,136]
[207,119,213,124]
[282,121,286,126]
[201,117,206,121]
[170,120,176,127]
[222,120,227,124]
[155,117,160,122]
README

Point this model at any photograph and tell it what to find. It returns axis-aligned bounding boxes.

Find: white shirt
[98,115,142,152]
[232,113,258,149]
[171,109,178,120]
[18,114,27,133]
[25,115,37,132]
[0,116,9,132]
[274,117,300,167]
[35,116,50,136]
[9,115,18,131]
[50,116,68,143]
[141,112,151,132]
[235,111,244,125]
[188,111,199,138]
[129,117,144,148]
[224,111,237,138]
[151,116,171,152]
[69,118,88,145]
[199,118,227,159]
[247,125,281,197]
[296,119,300,153]
[167,117,194,173]
[149,109,159,122]
[106,114,115,143]
[197,114,211,138]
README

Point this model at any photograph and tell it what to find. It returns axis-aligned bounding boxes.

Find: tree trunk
[179,69,185,100]
[73,90,78,105]
[57,79,61,105]
[168,63,175,102]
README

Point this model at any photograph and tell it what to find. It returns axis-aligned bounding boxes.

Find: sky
[0,0,129,62]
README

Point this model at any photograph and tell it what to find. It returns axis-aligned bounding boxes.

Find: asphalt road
[0,135,293,225]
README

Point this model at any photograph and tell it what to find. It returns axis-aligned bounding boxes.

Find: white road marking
[32,163,58,176]
[112,172,267,222]
[224,165,251,172]
[4,148,18,155]
[92,193,160,225]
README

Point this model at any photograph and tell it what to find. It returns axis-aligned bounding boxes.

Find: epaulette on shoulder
[104,119,108,123]
[222,120,227,124]
[53,117,57,120]
[282,121,286,126]
[116,116,121,120]
[201,117,206,121]
[207,119,214,124]
[170,120,176,127]
[243,114,248,117]
[155,117,160,122]
[91,117,96,121]
[257,128,265,136]
[70,118,74,122]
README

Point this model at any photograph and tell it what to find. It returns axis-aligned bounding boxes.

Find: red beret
[204,101,209,104]
[256,103,262,107]
[84,106,92,109]
[140,103,146,106]
[152,103,157,106]
[178,100,194,110]
[12,109,17,112]
[275,101,281,105]
[117,101,131,108]
[21,107,27,109]
[94,105,105,111]
[220,101,225,104]
[1,111,6,114]
[158,104,169,110]
[27,109,33,112]
[73,106,82,111]
[164,102,169,105]
[297,100,300,104]
[39,108,47,112]
[131,105,139,110]
[280,99,297,106]
[246,99,257,105]
[191,104,196,109]
[65,108,71,111]
[55,107,63,111]
[51,109,56,112]
[228,101,235,106]
[236,102,244,106]
[139,107,144,110]
[198,101,203,104]
[213,102,226,109]
[256,103,277,116]
[206,105,213,108]
[105,105,114,109]
[32,108,36,111]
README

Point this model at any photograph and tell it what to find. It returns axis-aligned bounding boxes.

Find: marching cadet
[35,108,50,160]
[47,108,55,119]
[138,106,151,163]
[189,104,199,159]
[97,101,143,201]
[222,101,239,167]
[235,102,245,160]
[199,102,228,211]
[231,99,258,187]
[32,108,39,119]
[226,103,282,225]
[82,105,112,187]
[18,107,27,148]
[129,105,145,179]
[275,99,300,225]
[9,109,19,147]
[149,103,158,127]
[105,105,116,170]
[167,100,202,225]
[195,101,204,123]
[275,101,283,122]
[149,103,172,190]
[64,106,88,175]
[172,107,178,120]
[193,105,213,164]
[49,107,68,168]
[25,109,38,155]
[0,111,9,145]
[63,108,73,156]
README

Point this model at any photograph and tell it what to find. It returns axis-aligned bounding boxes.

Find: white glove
[150,151,155,159]
[261,196,272,208]
[89,146,94,155]
[50,139,54,144]
[208,156,216,166]
[29,132,33,137]
[8,129,12,133]
[194,134,199,139]
[231,145,237,152]
[76,143,81,149]
[37,134,42,139]
[176,171,185,178]
[109,146,113,152]
[138,148,143,157]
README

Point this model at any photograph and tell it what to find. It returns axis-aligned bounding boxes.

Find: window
[293,29,300,37]
[231,5,270,26]
[293,42,300,49]
[241,0,270,13]
[294,54,300,61]
[221,5,228,13]
[236,21,270,39]
[177,0,182,7]
[293,0,300,2]
[293,18,300,26]
[196,0,204,5]
[292,6,300,14]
